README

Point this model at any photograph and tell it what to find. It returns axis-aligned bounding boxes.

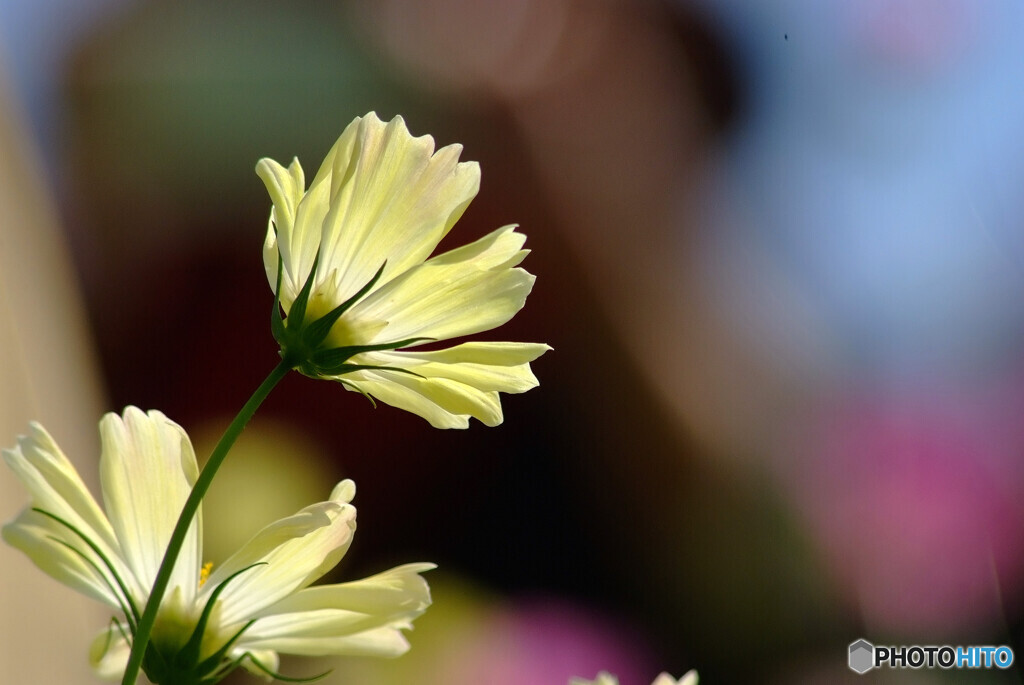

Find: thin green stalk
[121,358,294,685]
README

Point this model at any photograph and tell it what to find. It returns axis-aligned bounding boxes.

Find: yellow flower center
[199,561,214,588]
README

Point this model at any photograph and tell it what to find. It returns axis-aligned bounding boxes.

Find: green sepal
[270,251,286,344]
[194,619,256,676]
[322,363,426,379]
[142,563,266,685]
[242,653,333,683]
[307,337,433,372]
[176,562,266,669]
[286,247,322,334]
[92,617,132,670]
[141,640,172,685]
[338,379,377,407]
[300,261,387,349]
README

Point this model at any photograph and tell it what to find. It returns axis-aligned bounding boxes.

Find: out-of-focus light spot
[335,581,659,685]
[852,0,974,72]
[355,0,615,97]
[789,397,1024,635]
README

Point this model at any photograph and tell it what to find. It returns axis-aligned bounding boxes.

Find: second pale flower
[2,408,433,683]
[258,113,549,429]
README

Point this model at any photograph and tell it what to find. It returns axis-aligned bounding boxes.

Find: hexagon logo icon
[849,639,874,674]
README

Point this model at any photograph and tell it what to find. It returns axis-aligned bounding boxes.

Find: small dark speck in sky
[784,33,789,41]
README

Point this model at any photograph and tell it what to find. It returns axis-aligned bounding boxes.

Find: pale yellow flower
[570,671,699,685]
[2,408,433,682]
[258,112,549,429]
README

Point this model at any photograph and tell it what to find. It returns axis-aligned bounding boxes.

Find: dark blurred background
[2,0,1024,683]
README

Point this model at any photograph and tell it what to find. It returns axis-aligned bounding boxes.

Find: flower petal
[678,670,699,685]
[334,342,548,428]
[89,623,130,680]
[267,113,480,311]
[570,673,620,685]
[2,422,128,603]
[242,563,435,655]
[261,562,435,616]
[240,624,414,659]
[363,342,550,393]
[651,673,699,685]
[2,422,117,551]
[314,113,480,303]
[258,157,306,301]
[2,510,123,608]
[235,648,279,681]
[99,407,201,602]
[343,225,534,345]
[257,157,305,239]
[341,371,502,429]
[204,480,357,625]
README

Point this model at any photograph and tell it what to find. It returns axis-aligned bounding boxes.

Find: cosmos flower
[259,112,549,429]
[2,407,432,683]
[570,671,699,685]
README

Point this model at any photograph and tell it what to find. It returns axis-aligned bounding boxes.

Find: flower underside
[259,112,550,428]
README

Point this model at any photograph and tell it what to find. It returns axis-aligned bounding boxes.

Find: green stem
[121,359,293,685]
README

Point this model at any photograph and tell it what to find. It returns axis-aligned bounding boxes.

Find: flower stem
[120,358,294,685]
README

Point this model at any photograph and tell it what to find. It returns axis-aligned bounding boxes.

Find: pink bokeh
[434,598,658,685]
[789,386,1024,635]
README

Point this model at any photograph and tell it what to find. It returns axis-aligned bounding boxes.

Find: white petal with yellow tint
[2,423,118,554]
[258,157,306,304]
[1,423,127,605]
[342,370,503,429]
[345,226,534,345]
[257,157,305,240]
[89,625,131,680]
[313,114,480,303]
[99,408,201,603]
[2,510,122,608]
[262,562,435,617]
[236,648,280,680]
[239,562,434,656]
[653,672,699,685]
[241,623,415,658]
[570,673,620,685]
[572,671,699,685]
[339,342,548,428]
[362,342,550,393]
[259,114,547,428]
[259,113,480,311]
[4,414,431,681]
[204,480,357,626]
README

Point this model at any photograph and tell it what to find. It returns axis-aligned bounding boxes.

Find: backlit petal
[570,673,620,685]
[314,113,480,303]
[205,480,357,625]
[342,371,502,429]
[2,510,123,608]
[338,342,548,428]
[345,226,533,345]
[258,157,306,304]
[264,113,480,313]
[99,408,201,602]
[240,624,414,658]
[263,562,435,616]
[361,342,550,393]
[89,624,130,680]
[240,562,433,656]
[2,423,117,552]
[2,423,128,602]
[235,648,280,681]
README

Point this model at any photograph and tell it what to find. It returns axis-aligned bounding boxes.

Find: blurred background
[2,0,1024,682]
